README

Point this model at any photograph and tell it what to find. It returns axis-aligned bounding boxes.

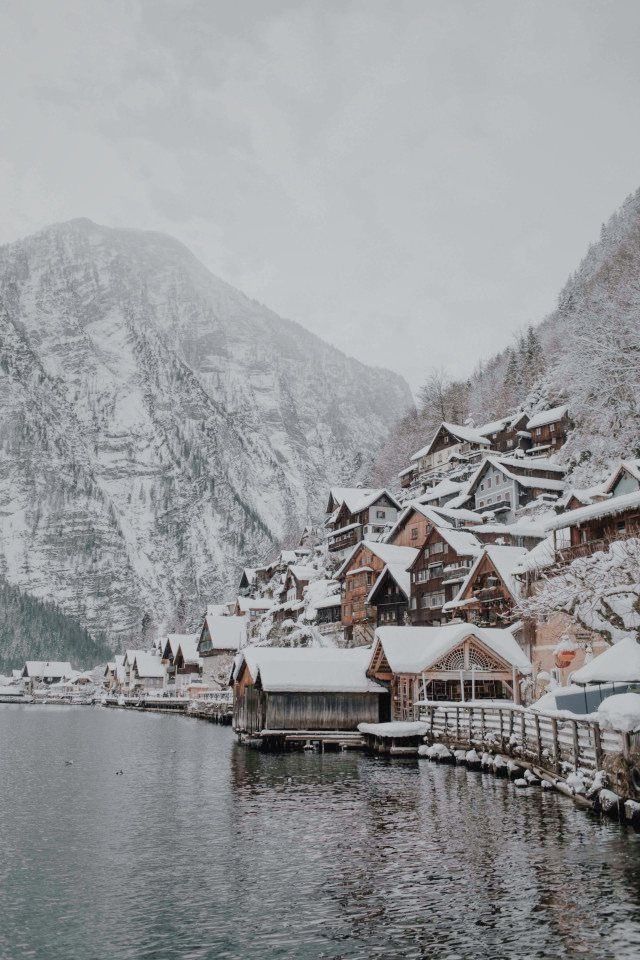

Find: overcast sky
[2,1,640,391]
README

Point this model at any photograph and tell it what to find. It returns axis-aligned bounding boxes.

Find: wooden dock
[240,729,365,751]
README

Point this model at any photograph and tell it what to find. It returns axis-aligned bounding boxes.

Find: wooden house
[336,541,418,645]
[283,564,316,603]
[103,662,116,691]
[443,544,528,628]
[130,652,165,693]
[366,564,411,626]
[466,456,565,521]
[387,500,483,548]
[525,405,569,456]
[172,635,202,690]
[410,422,491,483]
[367,624,531,719]
[325,488,401,555]
[601,459,640,498]
[21,660,73,692]
[233,596,273,621]
[545,489,640,564]
[409,526,482,626]
[314,593,343,635]
[197,614,247,689]
[231,647,389,738]
[238,568,257,596]
[398,463,418,490]
[476,412,531,454]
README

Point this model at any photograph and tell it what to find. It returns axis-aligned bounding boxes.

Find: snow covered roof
[237,646,386,693]
[466,457,565,495]
[512,535,557,575]
[201,615,247,651]
[326,522,361,538]
[418,478,465,503]
[286,564,317,584]
[446,545,529,607]
[22,660,73,679]
[410,422,491,462]
[133,652,165,679]
[313,593,342,609]
[433,527,482,558]
[371,624,531,675]
[494,455,566,475]
[335,539,418,580]
[328,487,400,515]
[174,634,202,665]
[235,596,274,613]
[397,464,417,478]
[602,459,640,493]
[545,489,640,531]
[476,411,527,436]
[571,637,640,685]
[367,562,412,603]
[526,405,568,430]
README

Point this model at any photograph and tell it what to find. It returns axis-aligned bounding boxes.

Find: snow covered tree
[518,539,640,646]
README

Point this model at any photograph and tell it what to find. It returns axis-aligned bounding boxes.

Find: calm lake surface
[2,706,640,960]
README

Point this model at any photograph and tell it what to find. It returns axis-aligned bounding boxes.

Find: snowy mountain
[374,187,640,488]
[0,219,412,649]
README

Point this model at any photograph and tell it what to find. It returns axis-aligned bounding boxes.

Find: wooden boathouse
[231,646,389,749]
[367,623,532,719]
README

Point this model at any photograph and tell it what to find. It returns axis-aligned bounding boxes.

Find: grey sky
[2,0,640,391]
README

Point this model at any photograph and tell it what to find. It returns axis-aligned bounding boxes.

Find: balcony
[475,497,512,514]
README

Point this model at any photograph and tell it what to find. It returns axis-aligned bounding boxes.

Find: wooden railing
[415,701,627,774]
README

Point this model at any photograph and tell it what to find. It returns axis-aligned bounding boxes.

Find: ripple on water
[1,706,640,960]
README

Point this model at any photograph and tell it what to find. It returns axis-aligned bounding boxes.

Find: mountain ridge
[0,218,412,653]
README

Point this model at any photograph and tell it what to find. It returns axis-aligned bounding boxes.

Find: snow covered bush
[518,539,640,645]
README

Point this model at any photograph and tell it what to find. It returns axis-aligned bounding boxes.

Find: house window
[410,597,417,609]
[550,423,556,433]
[617,520,626,532]
[376,510,386,519]
[411,527,419,540]
[430,541,444,555]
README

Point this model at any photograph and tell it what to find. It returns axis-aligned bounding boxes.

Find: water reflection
[1,707,640,960]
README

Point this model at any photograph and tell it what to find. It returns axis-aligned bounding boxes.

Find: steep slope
[0,580,111,671]
[375,187,640,487]
[0,219,412,647]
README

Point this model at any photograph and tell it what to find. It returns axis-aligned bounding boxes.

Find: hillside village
[7,399,640,749]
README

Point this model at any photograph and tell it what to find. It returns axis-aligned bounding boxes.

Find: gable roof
[367,562,412,604]
[132,652,165,679]
[235,596,274,613]
[428,526,483,558]
[410,422,491,463]
[174,635,201,665]
[285,564,317,584]
[526,405,568,430]
[236,646,387,694]
[200,615,248,652]
[371,624,531,675]
[476,411,528,436]
[601,459,640,494]
[446,545,529,608]
[327,487,400,515]
[335,540,419,580]
[466,456,565,497]
[22,660,73,679]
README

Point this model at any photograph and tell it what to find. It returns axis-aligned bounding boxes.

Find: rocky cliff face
[0,219,412,647]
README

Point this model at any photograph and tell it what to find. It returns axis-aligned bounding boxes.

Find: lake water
[2,706,640,960]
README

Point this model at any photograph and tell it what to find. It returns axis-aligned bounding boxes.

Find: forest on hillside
[0,579,112,671]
